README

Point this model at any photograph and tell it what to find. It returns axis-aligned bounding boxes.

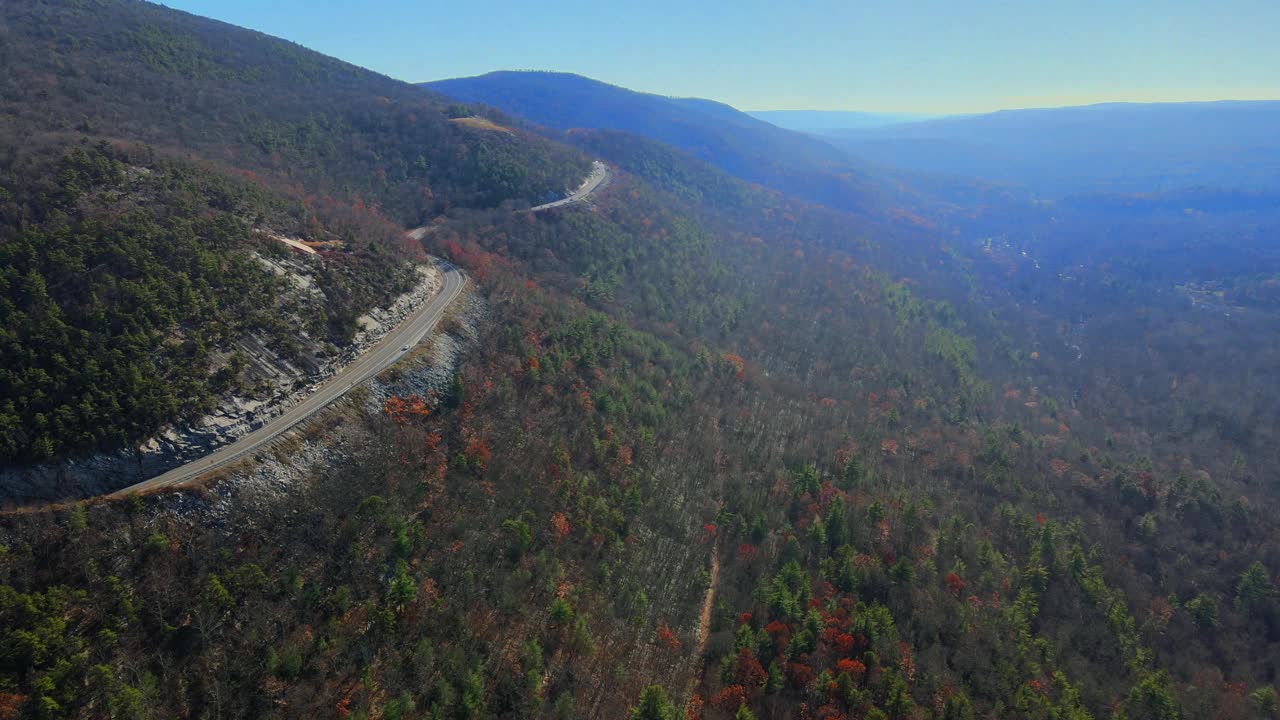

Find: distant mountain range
[423,72,1280,212]
[748,109,948,131]
[816,100,1280,197]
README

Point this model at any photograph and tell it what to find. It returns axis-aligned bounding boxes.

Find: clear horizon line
[744,97,1280,116]
[420,70,1279,118]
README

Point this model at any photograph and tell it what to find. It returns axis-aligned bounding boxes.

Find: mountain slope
[422,71,892,215]
[1,1,590,221]
[0,143,413,465]
[0,4,1278,720]
[0,0,591,467]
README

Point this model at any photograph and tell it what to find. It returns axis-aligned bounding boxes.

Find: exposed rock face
[363,292,487,413]
[0,264,445,504]
[40,292,484,531]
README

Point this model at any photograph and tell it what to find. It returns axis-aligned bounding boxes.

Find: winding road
[529,161,610,212]
[106,265,466,498]
[105,160,610,499]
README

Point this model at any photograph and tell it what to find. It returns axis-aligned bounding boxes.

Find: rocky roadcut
[103,264,465,499]
[0,264,445,502]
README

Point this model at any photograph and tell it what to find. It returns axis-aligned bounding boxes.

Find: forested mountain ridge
[1,1,590,220]
[421,71,896,217]
[0,2,1277,720]
[748,110,947,132]
[0,141,417,464]
[0,0,591,465]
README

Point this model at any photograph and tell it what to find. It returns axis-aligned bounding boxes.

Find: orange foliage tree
[656,621,683,652]
[550,512,571,541]
[382,394,431,424]
[721,352,746,382]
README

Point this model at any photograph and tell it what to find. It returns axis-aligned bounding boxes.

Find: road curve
[106,157,602,499]
[529,160,610,212]
[107,265,467,498]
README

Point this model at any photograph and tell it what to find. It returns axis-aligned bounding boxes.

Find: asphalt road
[529,160,610,212]
[106,265,466,498]
[105,160,605,499]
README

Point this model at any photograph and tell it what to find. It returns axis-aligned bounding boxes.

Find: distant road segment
[529,160,610,212]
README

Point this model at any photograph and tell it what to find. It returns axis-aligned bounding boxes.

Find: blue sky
[163,0,1279,113]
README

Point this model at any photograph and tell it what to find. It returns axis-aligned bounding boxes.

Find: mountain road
[105,265,466,498]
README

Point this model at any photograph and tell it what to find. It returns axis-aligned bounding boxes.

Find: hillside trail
[684,537,721,710]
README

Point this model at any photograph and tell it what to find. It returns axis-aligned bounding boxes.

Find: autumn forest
[1,2,1278,720]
